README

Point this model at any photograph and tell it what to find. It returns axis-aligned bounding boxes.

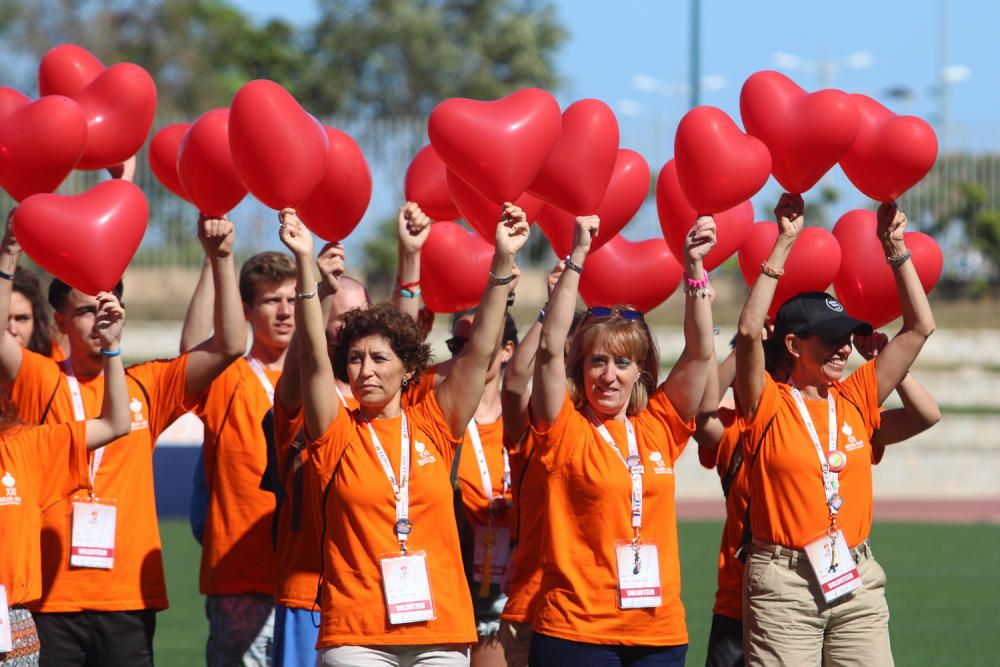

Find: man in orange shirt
[0,214,246,666]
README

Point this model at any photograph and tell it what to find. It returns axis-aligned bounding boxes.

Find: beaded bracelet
[0,269,14,281]
[886,249,912,268]
[683,272,711,299]
[760,261,785,279]
[489,271,515,285]
[564,255,583,274]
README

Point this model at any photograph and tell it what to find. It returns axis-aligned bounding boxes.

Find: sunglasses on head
[586,306,644,321]
[446,336,468,355]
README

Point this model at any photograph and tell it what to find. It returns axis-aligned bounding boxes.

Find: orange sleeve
[305,406,357,485]
[15,422,90,508]
[10,349,62,423]
[739,371,780,458]
[128,355,193,439]
[640,387,695,463]
[406,387,462,470]
[528,392,579,472]
[838,358,881,436]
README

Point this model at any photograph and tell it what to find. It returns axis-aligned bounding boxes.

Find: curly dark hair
[332,303,431,392]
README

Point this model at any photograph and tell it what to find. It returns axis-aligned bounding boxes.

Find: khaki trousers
[742,540,894,667]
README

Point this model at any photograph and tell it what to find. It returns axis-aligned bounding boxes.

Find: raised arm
[870,204,936,405]
[0,212,25,381]
[183,216,247,397]
[436,203,528,438]
[734,194,803,423]
[179,253,213,353]
[390,202,431,322]
[85,293,131,449]
[662,216,718,421]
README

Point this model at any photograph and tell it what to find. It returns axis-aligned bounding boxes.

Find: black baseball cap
[773,292,873,340]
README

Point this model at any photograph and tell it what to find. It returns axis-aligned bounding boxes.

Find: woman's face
[347,334,410,409]
[7,291,35,348]
[582,341,641,419]
[790,333,853,384]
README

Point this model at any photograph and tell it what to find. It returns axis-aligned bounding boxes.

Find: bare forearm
[180,257,214,353]
[392,248,421,321]
[210,254,246,357]
[88,353,128,449]
[296,256,337,439]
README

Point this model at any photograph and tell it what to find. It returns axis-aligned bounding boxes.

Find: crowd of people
[0,168,939,667]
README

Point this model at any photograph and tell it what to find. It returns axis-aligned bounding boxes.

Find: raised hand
[685,215,717,266]
[572,215,600,254]
[278,208,314,258]
[316,241,346,294]
[853,331,889,360]
[495,202,530,257]
[198,215,235,258]
[398,201,432,253]
[877,202,908,257]
[2,209,21,259]
[94,291,126,351]
[774,192,805,240]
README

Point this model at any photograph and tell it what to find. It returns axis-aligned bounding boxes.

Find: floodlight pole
[689,0,701,109]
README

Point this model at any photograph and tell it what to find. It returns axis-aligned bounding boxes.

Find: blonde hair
[565,308,659,416]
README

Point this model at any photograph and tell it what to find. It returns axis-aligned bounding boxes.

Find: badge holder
[379,520,436,625]
[804,526,863,603]
[0,584,12,653]
[614,538,662,609]
[70,494,118,569]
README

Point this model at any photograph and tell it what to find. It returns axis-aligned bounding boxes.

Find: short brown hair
[565,307,659,416]
[13,268,54,357]
[332,303,431,391]
[239,252,296,306]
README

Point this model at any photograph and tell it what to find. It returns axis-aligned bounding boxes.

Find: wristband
[398,279,420,290]
[489,271,515,285]
[100,348,122,357]
[296,283,318,299]
[760,261,785,279]
[399,288,421,299]
[564,255,583,274]
[0,269,13,281]
[886,248,911,267]
[537,308,546,323]
[507,292,516,307]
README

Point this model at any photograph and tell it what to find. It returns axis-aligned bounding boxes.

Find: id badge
[379,551,436,624]
[473,525,511,584]
[70,499,117,569]
[0,584,12,653]
[804,529,863,603]
[614,540,662,609]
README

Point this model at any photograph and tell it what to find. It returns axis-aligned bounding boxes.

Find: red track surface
[677,497,1000,524]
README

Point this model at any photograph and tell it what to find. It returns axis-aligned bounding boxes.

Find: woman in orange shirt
[278,205,529,666]
[733,196,935,665]
[528,213,717,666]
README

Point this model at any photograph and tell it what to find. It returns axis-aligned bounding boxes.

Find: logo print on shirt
[414,440,436,466]
[842,422,865,451]
[129,397,149,431]
[648,451,673,475]
[1,471,21,506]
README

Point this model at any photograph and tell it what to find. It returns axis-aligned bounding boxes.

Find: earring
[402,376,409,388]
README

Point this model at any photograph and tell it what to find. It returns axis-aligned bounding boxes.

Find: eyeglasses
[446,336,468,355]
[586,306,644,321]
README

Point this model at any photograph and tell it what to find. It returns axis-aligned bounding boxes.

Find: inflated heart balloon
[674,105,771,214]
[446,169,544,243]
[420,221,495,313]
[74,63,157,170]
[832,209,943,328]
[839,95,938,203]
[740,71,859,194]
[527,98,619,214]
[0,88,30,124]
[0,95,88,202]
[297,126,372,242]
[537,148,650,257]
[656,159,754,272]
[38,44,104,97]
[229,79,329,210]
[149,123,192,203]
[404,144,460,221]
[177,109,247,217]
[13,180,147,295]
[738,223,842,317]
[428,88,562,204]
[579,236,684,312]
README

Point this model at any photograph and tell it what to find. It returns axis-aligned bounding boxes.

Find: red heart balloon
[229,80,330,210]
[0,95,88,202]
[74,63,158,170]
[296,126,372,242]
[420,221,495,313]
[832,209,943,328]
[674,105,771,214]
[13,180,148,295]
[0,88,30,124]
[738,223,843,317]
[446,169,544,243]
[149,123,193,203]
[428,88,562,204]
[656,158,754,272]
[537,148,650,257]
[177,109,247,217]
[404,144,460,221]
[579,236,684,313]
[38,44,104,97]
[740,71,859,194]
[527,98,620,214]
[839,95,938,203]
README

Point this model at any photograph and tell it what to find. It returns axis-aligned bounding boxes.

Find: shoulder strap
[39,374,63,425]
[720,435,744,498]
[511,435,534,549]
[735,414,776,563]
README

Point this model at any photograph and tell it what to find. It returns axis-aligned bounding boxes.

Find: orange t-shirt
[309,390,476,647]
[740,360,881,549]
[700,407,747,620]
[456,417,512,529]
[530,391,695,646]
[401,363,439,408]
[272,388,359,610]
[500,433,547,624]
[49,340,67,363]
[10,349,190,612]
[0,422,88,607]
[192,358,280,596]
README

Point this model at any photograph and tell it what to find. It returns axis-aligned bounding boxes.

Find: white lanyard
[63,360,103,489]
[245,355,275,406]
[334,384,349,408]
[585,408,643,533]
[790,386,841,516]
[363,413,412,549]
[467,419,510,501]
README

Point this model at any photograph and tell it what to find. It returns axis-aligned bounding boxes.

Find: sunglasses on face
[446,336,468,355]
[586,306,644,321]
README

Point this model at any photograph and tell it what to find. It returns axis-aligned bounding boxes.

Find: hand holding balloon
[198,215,235,259]
[278,208,315,259]
[316,241,346,294]
[877,203,908,258]
[774,193,805,242]
[94,292,126,351]
[495,203,531,259]
[398,202,432,255]
[684,215,718,269]
[572,214,601,257]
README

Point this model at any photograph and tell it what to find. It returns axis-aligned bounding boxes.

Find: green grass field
[154,519,1000,666]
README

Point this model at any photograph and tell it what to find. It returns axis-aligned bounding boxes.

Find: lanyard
[362,412,412,551]
[245,356,275,406]
[467,419,510,501]
[789,386,841,516]
[584,407,643,536]
[63,360,103,491]
[334,384,349,408]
